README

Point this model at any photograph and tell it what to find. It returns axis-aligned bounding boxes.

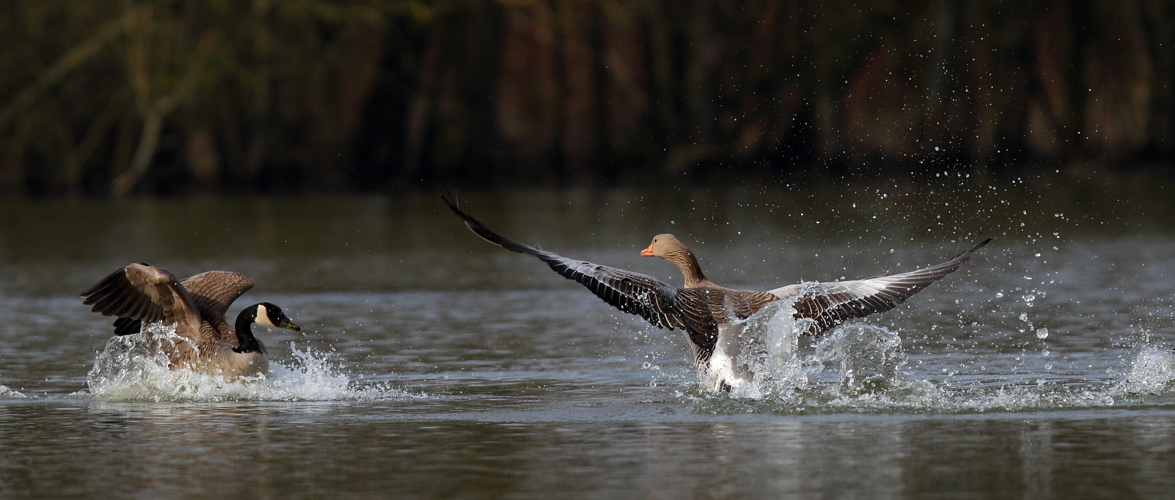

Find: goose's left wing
[768,238,991,335]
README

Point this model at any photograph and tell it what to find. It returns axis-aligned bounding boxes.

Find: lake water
[2,175,1175,498]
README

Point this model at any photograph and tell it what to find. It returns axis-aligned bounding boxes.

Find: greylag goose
[443,194,990,392]
[81,263,301,379]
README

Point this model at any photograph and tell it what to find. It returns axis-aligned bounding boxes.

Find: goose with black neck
[81,263,302,380]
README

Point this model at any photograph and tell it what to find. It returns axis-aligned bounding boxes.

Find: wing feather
[444,193,685,331]
[181,271,255,339]
[540,254,684,330]
[113,317,141,337]
[80,263,207,343]
[783,238,991,335]
[674,288,724,361]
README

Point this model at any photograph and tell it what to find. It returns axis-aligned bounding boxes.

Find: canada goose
[443,194,989,392]
[80,263,301,379]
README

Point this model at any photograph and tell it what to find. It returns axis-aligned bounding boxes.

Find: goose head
[641,234,709,287]
[250,302,301,331]
[233,302,300,354]
[641,234,686,258]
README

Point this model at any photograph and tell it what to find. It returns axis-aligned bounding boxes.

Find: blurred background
[6,6,1175,496]
[1,0,1172,196]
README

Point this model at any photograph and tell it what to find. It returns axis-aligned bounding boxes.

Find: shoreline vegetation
[1,1,1172,196]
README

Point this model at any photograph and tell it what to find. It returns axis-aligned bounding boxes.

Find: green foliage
[1,0,1172,195]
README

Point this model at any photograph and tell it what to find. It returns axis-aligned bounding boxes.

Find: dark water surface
[3,177,1175,498]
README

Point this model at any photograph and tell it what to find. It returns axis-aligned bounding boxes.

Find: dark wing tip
[79,264,135,299]
[441,189,459,212]
[441,190,535,255]
[81,263,171,326]
[113,317,142,336]
[955,237,993,260]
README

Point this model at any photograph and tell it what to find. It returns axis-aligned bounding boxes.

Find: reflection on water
[2,178,1175,497]
[2,403,1174,498]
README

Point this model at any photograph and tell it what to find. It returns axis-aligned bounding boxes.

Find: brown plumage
[81,263,301,379]
[443,193,990,392]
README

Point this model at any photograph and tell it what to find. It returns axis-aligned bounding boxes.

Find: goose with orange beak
[444,193,989,392]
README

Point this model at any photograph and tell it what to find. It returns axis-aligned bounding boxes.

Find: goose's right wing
[443,193,686,331]
[182,271,255,338]
[80,263,206,342]
[182,271,255,319]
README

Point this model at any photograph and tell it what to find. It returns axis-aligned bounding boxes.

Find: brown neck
[667,248,709,287]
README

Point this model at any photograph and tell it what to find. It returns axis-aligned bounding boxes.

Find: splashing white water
[1118,347,1175,395]
[0,384,26,399]
[813,324,908,397]
[733,300,809,399]
[711,286,1175,411]
[731,284,915,400]
[84,323,409,402]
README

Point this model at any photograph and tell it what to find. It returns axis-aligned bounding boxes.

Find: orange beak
[641,244,653,257]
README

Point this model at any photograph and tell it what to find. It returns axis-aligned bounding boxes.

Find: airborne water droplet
[1036,328,1049,339]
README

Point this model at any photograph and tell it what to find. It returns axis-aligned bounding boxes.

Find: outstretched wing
[80,263,207,343]
[769,238,991,335]
[541,258,689,330]
[444,193,690,331]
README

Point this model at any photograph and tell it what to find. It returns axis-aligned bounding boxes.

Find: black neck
[233,307,264,354]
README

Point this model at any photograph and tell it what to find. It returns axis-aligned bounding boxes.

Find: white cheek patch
[254,304,276,328]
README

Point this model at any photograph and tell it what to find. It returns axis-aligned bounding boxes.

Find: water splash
[734,300,809,399]
[85,323,410,402]
[703,288,1175,413]
[0,384,26,399]
[732,284,914,401]
[1118,347,1175,395]
[813,324,908,397]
